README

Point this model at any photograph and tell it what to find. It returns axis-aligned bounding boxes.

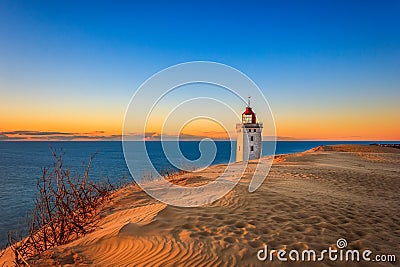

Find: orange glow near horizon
[2,116,400,141]
[1,100,399,141]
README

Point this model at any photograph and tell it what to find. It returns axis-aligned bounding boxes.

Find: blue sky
[1,0,399,140]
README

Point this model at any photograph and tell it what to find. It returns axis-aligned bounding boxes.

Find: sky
[0,0,399,141]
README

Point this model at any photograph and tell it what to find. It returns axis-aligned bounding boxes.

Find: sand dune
[1,144,399,266]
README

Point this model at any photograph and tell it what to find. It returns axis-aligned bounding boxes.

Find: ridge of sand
[1,144,399,266]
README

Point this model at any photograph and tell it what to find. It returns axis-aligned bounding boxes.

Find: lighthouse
[236,97,263,162]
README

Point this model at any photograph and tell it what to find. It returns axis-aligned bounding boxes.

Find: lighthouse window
[250,136,254,141]
[251,146,254,151]
[248,129,251,132]
[253,129,256,132]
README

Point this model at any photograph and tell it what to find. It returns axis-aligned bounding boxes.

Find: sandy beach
[1,144,399,266]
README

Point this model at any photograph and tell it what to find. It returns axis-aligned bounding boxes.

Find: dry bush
[140,166,187,184]
[7,148,117,265]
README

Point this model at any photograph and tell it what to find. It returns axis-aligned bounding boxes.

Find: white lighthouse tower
[236,97,263,162]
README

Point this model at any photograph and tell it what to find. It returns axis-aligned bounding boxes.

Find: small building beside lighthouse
[236,97,263,162]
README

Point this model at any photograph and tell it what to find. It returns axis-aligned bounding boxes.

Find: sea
[0,140,398,246]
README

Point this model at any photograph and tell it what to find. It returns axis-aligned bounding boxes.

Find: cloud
[275,136,298,140]
[1,130,76,136]
[0,130,121,141]
[0,134,10,140]
[0,133,26,140]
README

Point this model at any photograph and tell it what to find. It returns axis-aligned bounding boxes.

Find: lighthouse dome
[242,106,256,124]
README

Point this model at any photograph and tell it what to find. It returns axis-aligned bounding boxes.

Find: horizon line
[1,139,399,142]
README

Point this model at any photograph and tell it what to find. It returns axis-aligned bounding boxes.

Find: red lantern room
[242,96,256,124]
